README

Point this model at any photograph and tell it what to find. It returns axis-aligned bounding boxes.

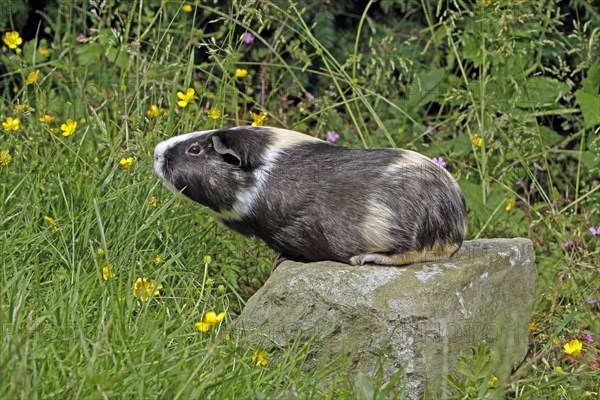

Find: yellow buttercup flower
[194,311,225,332]
[102,264,115,281]
[147,104,160,118]
[25,69,41,85]
[194,321,212,332]
[4,31,23,49]
[182,4,193,12]
[43,215,57,229]
[38,46,49,55]
[3,117,21,131]
[39,114,55,124]
[154,255,162,265]
[208,107,220,119]
[133,277,163,301]
[235,68,248,78]
[177,88,195,108]
[60,119,77,136]
[251,112,266,126]
[505,198,516,212]
[204,311,225,324]
[563,339,582,356]
[149,196,159,208]
[80,117,87,124]
[13,103,29,113]
[487,375,498,388]
[528,322,536,332]
[119,157,135,169]
[470,133,483,148]
[252,349,268,367]
[0,150,13,166]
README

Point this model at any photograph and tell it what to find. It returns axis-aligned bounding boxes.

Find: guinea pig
[153,126,468,266]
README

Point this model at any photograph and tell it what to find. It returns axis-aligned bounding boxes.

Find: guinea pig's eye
[187,144,201,155]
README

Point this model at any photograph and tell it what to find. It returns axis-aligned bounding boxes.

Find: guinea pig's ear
[211,135,243,167]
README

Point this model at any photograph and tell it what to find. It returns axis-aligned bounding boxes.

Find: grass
[1,0,599,398]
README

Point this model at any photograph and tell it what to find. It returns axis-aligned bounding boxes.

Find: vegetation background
[1,0,598,398]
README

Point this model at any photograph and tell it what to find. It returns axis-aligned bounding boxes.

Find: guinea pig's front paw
[350,254,377,265]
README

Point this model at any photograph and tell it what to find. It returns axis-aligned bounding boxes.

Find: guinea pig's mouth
[157,164,182,196]
[153,153,179,193]
[153,154,167,180]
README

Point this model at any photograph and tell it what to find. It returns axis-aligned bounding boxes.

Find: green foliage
[445,342,501,399]
[0,0,599,398]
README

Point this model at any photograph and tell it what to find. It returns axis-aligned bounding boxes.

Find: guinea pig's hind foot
[350,243,460,266]
[350,251,420,266]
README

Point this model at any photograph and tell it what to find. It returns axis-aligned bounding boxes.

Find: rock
[235,239,537,398]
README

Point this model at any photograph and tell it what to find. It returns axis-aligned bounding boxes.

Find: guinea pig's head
[153,127,268,214]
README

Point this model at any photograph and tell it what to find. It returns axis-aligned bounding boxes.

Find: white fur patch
[227,127,322,219]
[153,129,217,181]
[361,199,396,250]
[385,149,458,185]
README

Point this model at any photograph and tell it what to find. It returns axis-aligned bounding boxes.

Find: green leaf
[407,68,446,110]
[516,77,570,108]
[459,180,484,220]
[582,62,600,95]
[105,46,129,69]
[452,132,472,156]
[75,43,104,66]
[575,90,600,129]
[582,151,599,169]
[538,126,563,147]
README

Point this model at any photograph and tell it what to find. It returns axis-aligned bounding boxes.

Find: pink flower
[587,297,597,305]
[431,157,447,168]
[326,130,340,143]
[243,32,254,44]
[77,34,86,43]
[590,225,600,236]
[425,124,434,132]
[305,92,314,100]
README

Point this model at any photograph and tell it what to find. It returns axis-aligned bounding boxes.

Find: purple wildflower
[77,34,86,43]
[431,157,447,168]
[560,241,571,248]
[305,92,314,100]
[243,32,254,45]
[582,332,594,342]
[120,114,127,120]
[590,226,600,236]
[587,297,597,305]
[425,124,434,133]
[326,130,340,143]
